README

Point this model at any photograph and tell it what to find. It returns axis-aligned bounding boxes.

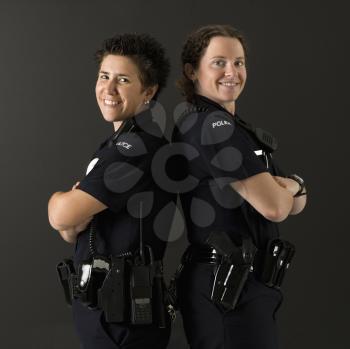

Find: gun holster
[98,256,128,323]
[207,232,257,311]
[56,258,76,306]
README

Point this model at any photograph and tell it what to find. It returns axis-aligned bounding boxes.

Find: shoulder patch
[212,120,232,128]
[114,133,147,157]
[115,141,133,150]
[201,111,235,146]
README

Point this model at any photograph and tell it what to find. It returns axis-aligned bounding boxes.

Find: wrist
[294,187,307,197]
[287,174,305,197]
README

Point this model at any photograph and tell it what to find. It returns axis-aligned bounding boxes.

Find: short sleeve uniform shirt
[75,108,176,263]
[173,95,285,249]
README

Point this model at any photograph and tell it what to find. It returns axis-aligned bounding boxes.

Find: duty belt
[183,237,295,290]
[184,245,223,264]
[57,254,169,327]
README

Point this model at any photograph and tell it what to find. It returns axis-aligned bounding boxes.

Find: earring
[144,100,150,105]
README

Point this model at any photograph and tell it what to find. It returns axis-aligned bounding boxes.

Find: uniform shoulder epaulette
[177,106,209,126]
[235,116,278,152]
[181,105,208,118]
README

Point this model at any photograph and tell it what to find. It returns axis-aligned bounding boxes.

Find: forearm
[48,191,79,230]
[48,190,93,242]
[273,175,307,216]
[48,191,67,230]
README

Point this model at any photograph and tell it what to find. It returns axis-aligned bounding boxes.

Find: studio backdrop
[0,0,348,348]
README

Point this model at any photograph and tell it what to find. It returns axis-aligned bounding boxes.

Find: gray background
[1,0,349,348]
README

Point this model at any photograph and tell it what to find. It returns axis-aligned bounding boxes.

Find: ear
[144,84,158,101]
[184,63,196,81]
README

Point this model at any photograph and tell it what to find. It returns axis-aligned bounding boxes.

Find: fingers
[273,176,287,188]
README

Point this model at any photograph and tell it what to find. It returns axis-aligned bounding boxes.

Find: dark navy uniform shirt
[75,107,176,263]
[173,95,285,249]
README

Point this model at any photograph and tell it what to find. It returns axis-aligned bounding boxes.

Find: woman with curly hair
[174,24,307,349]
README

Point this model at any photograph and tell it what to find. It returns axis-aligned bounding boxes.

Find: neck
[222,101,235,115]
[113,121,123,131]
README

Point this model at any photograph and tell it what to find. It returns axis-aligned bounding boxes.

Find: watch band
[287,174,305,197]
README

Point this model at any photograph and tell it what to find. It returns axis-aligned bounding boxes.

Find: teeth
[104,99,120,106]
[220,82,238,87]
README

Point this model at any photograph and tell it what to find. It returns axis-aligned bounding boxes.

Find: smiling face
[189,36,247,113]
[95,54,156,126]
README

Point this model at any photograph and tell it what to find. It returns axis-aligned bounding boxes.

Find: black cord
[88,218,97,257]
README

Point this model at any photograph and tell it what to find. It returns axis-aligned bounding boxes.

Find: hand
[273,176,300,196]
[59,216,93,241]
[72,181,80,190]
[273,176,287,188]
[74,216,93,233]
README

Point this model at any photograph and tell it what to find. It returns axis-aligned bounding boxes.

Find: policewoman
[48,34,175,349]
[173,25,307,348]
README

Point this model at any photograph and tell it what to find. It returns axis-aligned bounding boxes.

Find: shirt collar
[193,94,235,116]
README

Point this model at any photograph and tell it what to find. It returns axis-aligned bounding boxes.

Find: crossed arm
[231,173,307,222]
[48,182,107,244]
[49,173,307,244]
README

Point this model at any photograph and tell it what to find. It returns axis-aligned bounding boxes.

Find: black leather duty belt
[184,245,224,264]
[182,239,295,290]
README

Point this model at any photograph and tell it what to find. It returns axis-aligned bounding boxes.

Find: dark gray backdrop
[1,0,348,348]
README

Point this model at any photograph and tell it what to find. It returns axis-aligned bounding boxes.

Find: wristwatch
[287,174,306,197]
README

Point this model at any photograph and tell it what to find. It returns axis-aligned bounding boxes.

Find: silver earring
[144,100,150,105]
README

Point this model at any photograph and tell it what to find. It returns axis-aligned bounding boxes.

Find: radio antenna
[139,201,144,263]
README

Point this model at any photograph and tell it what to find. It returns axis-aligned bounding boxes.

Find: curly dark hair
[95,33,170,100]
[177,25,248,102]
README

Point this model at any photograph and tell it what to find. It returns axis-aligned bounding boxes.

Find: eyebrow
[98,70,130,77]
[210,56,245,60]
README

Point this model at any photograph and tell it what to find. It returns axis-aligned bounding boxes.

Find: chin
[102,114,121,123]
[217,95,235,104]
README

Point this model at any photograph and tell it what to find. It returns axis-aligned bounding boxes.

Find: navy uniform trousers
[178,262,283,349]
[72,300,171,349]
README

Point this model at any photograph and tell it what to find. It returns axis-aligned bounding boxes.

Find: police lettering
[212,120,232,128]
[116,141,133,150]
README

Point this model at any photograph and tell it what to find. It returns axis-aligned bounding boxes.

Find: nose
[224,62,237,77]
[106,80,118,95]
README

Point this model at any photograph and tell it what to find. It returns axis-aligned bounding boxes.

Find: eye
[99,73,108,80]
[213,60,226,68]
[118,77,129,83]
[235,60,245,67]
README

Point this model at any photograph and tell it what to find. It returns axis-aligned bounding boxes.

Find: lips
[103,99,122,106]
[218,81,240,87]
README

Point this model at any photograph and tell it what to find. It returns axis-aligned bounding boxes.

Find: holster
[57,254,168,327]
[166,234,296,315]
[98,256,127,323]
[207,232,257,311]
[260,238,295,289]
[56,258,76,306]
